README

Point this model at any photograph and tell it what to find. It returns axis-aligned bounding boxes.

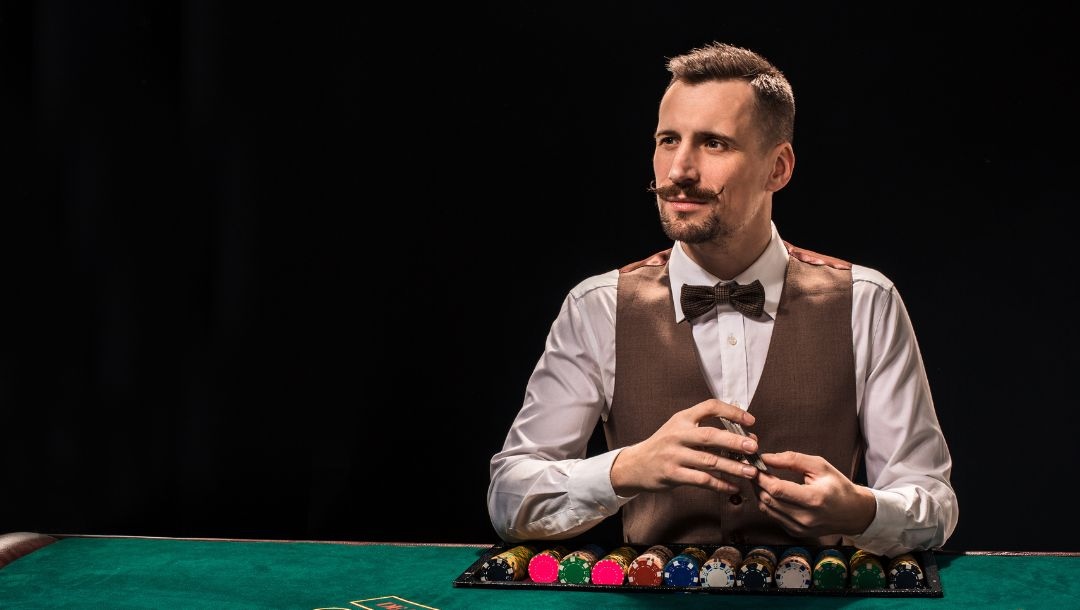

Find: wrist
[845,485,878,536]
[609,445,642,497]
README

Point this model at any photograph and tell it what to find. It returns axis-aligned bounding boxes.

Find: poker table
[1,532,1077,609]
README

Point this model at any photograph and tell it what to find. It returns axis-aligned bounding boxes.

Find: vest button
[728,493,743,505]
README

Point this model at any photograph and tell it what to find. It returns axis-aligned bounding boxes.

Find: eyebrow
[654,129,741,148]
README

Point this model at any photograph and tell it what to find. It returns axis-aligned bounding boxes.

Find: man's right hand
[609,398,761,496]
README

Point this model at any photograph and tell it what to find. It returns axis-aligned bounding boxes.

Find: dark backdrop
[3,2,1077,552]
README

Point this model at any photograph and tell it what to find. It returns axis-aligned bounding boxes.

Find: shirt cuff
[847,488,909,555]
[568,448,634,517]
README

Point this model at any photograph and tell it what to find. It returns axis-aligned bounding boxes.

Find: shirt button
[727,334,737,346]
[728,494,743,506]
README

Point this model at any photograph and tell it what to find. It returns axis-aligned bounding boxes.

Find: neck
[680,224,771,280]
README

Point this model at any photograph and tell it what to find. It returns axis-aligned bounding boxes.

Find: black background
[3,2,1078,552]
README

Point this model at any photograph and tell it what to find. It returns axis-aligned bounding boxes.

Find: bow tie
[680,280,766,320]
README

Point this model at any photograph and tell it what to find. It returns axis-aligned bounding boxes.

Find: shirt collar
[669,221,788,323]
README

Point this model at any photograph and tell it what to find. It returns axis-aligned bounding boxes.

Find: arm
[486,275,623,542]
[847,280,958,555]
[752,276,958,556]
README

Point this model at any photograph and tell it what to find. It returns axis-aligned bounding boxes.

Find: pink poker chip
[528,553,560,583]
[591,559,627,585]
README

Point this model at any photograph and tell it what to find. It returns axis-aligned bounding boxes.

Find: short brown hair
[666,42,795,147]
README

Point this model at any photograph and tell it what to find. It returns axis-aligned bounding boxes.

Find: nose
[666,143,699,186]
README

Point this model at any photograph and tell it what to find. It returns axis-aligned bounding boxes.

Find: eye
[656,135,677,147]
[705,138,729,150]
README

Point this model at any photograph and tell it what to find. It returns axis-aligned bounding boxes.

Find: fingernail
[742,439,757,452]
[742,465,757,477]
[743,413,755,425]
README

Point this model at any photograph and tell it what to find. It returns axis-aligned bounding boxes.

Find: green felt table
[0,536,1076,609]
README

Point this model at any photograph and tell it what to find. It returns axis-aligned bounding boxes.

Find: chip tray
[452,542,943,597]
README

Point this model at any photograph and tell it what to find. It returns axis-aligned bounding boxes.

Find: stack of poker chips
[557,544,606,584]
[738,546,777,589]
[626,544,673,586]
[526,545,569,584]
[590,545,639,585]
[849,549,888,589]
[887,553,926,589]
[812,548,849,590]
[662,545,708,586]
[774,546,813,589]
[478,544,537,582]
[699,545,742,588]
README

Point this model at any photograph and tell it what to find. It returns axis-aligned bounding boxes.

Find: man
[486,42,957,557]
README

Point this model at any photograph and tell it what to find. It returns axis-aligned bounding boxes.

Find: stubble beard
[658,200,733,244]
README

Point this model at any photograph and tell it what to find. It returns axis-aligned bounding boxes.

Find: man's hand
[610,399,761,497]
[755,451,877,537]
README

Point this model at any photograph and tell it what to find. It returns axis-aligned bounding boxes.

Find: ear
[764,142,794,192]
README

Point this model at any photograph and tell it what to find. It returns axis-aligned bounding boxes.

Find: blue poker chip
[780,546,812,562]
[663,555,703,587]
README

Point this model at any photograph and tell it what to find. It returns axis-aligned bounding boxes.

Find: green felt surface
[0,537,1076,609]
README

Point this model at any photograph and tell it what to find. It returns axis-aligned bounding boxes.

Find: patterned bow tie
[680,280,766,320]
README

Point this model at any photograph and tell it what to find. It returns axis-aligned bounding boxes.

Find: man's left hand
[754,451,876,538]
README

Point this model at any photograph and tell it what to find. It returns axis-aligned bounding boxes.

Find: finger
[674,466,741,494]
[751,477,812,533]
[760,451,824,475]
[688,445,760,480]
[692,426,760,466]
[755,471,817,507]
[688,398,755,428]
[757,496,809,536]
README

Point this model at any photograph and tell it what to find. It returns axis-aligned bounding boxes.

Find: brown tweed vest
[605,246,862,546]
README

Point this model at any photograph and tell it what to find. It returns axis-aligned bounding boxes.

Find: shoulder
[568,268,619,302]
[850,264,901,328]
[618,248,672,274]
[851,264,896,294]
[784,240,895,293]
[784,242,851,270]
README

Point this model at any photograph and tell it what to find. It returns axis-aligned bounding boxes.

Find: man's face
[652,79,777,245]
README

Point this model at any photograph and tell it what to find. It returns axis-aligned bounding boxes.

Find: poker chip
[849,550,887,589]
[479,545,536,582]
[812,556,848,590]
[745,545,778,567]
[558,544,605,585]
[815,548,846,565]
[590,546,637,585]
[663,546,707,587]
[781,546,812,562]
[700,546,742,588]
[738,557,774,589]
[700,558,739,588]
[471,543,935,596]
[888,554,925,589]
[852,562,887,589]
[626,545,673,586]
[775,555,812,589]
[479,560,515,582]
[527,546,568,584]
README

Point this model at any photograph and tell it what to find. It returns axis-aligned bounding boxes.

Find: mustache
[647,180,724,201]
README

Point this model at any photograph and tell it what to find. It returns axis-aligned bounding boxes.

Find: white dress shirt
[488,222,958,556]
